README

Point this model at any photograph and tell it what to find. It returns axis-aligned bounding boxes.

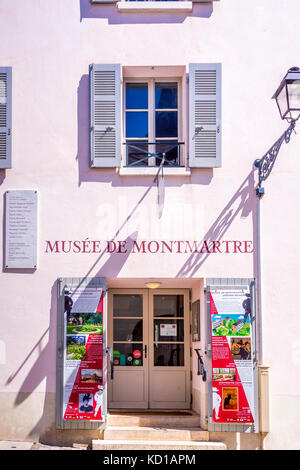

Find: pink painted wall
[0,0,300,448]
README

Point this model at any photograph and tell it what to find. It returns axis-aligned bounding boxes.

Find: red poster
[210,288,254,424]
[63,287,105,421]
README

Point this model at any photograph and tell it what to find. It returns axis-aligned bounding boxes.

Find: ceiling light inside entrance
[145,282,161,289]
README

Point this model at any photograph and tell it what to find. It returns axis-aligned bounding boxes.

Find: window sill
[117,2,193,13]
[119,166,191,176]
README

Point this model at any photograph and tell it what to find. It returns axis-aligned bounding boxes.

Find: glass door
[108,288,190,409]
[149,289,190,409]
[108,289,149,409]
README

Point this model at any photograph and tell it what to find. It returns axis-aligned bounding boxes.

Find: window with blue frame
[125,79,181,167]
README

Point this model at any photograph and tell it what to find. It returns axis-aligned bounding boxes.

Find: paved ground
[0,440,88,450]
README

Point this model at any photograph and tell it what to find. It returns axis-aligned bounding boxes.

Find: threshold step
[104,426,209,442]
[107,413,200,428]
[92,439,226,451]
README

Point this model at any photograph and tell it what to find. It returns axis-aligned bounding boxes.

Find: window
[89,63,221,171]
[124,79,182,167]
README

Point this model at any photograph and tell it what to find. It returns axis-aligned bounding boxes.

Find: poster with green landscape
[212,314,250,337]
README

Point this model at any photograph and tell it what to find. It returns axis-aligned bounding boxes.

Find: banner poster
[210,287,255,424]
[63,286,104,421]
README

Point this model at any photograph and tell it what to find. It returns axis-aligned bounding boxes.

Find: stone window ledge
[117,2,193,13]
[119,166,191,176]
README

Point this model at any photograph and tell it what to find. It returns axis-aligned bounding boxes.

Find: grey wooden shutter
[189,63,221,168]
[0,67,12,169]
[90,64,121,167]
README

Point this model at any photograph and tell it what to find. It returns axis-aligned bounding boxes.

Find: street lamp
[273,66,300,122]
[253,67,300,367]
[254,66,300,196]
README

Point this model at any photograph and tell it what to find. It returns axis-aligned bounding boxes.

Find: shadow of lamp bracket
[194,349,207,382]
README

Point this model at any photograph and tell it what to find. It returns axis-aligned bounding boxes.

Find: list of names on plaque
[5,190,37,269]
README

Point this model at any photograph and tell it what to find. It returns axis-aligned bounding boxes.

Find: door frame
[108,288,149,409]
[108,288,191,410]
[148,288,191,409]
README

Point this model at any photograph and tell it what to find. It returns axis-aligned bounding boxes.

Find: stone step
[107,412,200,428]
[104,426,209,442]
[92,439,226,451]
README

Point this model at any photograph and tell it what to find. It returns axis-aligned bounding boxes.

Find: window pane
[126,112,148,138]
[113,319,143,342]
[287,81,300,109]
[113,294,143,317]
[127,141,149,166]
[156,111,177,138]
[126,83,148,110]
[154,344,184,367]
[113,343,143,366]
[155,141,179,166]
[153,319,184,342]
[276,85,288,118]
[154,295,184,317]
[155,82,178,109]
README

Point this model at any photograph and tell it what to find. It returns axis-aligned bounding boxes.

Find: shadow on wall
[5,173,152,442]
[76,74,214,188]
[79,0,214,25]
[6,234,138,444]
[5,282,57,443]
[176,170,257,277]
[0,170,5,185]
[5,170,257,444]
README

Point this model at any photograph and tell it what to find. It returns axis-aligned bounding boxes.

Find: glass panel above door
[113,294,143,317]
[153,295,184,317]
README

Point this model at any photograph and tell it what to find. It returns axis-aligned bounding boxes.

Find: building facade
[0,0,300,450]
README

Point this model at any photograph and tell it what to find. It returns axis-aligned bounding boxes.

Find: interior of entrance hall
[106,278,206,424]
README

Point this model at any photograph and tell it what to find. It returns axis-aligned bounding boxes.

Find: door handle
[143,345,147,359]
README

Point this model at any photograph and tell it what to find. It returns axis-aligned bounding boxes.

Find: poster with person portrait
[63,286,105,421]
[210,287,255,424]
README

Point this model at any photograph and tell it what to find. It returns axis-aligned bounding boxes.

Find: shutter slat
[0,133,7,158]
[0,68,11,169]
[189,63,221,168]
[90,64,121,167]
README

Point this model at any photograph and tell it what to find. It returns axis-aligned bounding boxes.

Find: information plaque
[5,190,38,269]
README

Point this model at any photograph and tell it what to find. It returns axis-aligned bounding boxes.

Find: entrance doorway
[108,289,191,409]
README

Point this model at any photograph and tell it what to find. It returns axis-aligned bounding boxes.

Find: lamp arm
[254,120,296,192]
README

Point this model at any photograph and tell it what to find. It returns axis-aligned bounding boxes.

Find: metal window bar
[124,141,184,167]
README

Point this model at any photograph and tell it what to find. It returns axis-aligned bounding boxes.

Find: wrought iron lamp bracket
[254,120,296,196]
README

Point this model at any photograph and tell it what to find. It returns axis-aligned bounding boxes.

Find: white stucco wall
[0,0,299,449]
